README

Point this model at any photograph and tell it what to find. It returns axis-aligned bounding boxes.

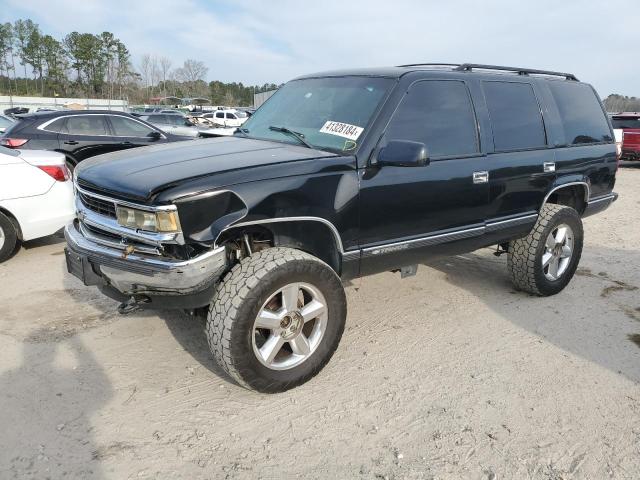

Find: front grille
[79,192,117,218]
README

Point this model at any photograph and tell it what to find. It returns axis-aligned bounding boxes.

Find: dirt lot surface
[1,166,639,480]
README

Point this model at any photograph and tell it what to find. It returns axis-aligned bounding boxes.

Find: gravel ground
[1,165,639,480]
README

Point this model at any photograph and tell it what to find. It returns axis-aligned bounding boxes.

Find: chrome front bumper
[64,221,227,296]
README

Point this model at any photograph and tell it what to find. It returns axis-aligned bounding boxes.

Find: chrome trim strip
[223,216,346,254]
[38,113,167,139]
[541,181,590,208]
[342,250,360,260]
[78,222,161,256]
[486,213,538,227]
[587,193,617,205]
[362,225,485,257]
[76,184,177,212]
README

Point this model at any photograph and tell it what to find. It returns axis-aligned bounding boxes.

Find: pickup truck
[65,63,618,392]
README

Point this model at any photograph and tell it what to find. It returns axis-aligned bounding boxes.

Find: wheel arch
[541,180,589,215]
[217,217,344,274]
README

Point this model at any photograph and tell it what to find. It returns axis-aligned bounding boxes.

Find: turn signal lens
[115,206,181,233]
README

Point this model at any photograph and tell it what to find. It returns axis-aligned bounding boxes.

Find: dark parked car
[65,63,617,393]
[0,110,192,168]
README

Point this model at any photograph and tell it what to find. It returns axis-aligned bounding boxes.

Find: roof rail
[397,63,461,68]
[453,63,578,81]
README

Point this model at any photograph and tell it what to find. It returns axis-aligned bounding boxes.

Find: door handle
[64,140,79,145]
[543,162,556,173]
[120,141,133,145]
[473,171,489,184]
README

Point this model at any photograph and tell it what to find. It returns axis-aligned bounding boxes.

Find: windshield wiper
[268,126,314,149]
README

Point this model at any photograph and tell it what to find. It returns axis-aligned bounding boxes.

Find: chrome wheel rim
[0,225,5,251]
[252,282,328,370]
[542,223,574,281]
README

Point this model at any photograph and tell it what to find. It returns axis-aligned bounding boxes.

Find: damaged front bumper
[64,221,227,309]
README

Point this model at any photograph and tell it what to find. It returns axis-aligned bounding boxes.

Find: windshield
[238,76,393,152]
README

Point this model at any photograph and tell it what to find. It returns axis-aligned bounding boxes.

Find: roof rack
[453,63,578,81]
[397,63,461,68]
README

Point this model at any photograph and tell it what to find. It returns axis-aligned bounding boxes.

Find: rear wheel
[206,247,347,393]
[0,212,20,263]
[507,204,583,296]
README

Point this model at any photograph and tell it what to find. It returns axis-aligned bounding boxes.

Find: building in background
[253,90,277,109]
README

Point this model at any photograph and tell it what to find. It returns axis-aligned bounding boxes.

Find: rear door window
[385,80,479,157]
[109,116,156,137]
[483,81,547,151]
[548,82,612,145]
[65,115,108,136]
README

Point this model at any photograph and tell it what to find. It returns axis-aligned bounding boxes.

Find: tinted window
[65,115,108,135]
[483,82,546,151]
[385,80,478,157]
[549,82,612,145]
[226,113,236,119]
[611,117,640,129]
[216,112,224,118]
[110,116,155,136]
[0,115,13,128]
[42,117,67,133]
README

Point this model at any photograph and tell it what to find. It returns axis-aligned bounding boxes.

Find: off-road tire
[0,212,20,263]
[507,204,583,296]
[206,247,347,393]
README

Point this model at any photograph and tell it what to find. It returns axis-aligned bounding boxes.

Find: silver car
[139,113,204,138]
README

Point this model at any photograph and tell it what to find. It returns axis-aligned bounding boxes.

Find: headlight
[116,206,181,233]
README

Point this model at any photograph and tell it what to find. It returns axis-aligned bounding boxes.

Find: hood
[76,136,336,202]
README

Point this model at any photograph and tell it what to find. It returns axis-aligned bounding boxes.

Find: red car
[610,112,640,161]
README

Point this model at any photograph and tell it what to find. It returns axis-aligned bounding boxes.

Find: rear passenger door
[481,80,555,233]
[359,79,490,275]
[57,114,120,161]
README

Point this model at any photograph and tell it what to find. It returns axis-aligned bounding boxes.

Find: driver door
[358,79,490,275]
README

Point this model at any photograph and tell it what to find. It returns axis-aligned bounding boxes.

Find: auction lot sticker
[319,121,364,141]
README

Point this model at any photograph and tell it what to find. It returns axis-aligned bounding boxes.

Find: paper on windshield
[319,121,364,141]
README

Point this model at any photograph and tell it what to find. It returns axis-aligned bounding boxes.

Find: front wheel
[206,247,347,393]
[507,204,584,296]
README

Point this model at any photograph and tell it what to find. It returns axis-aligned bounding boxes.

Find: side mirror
[148,130,162,140]
[185,120,195,126]
[377,140,429,167]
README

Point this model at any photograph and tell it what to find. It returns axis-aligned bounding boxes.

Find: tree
[174,59,208,96]
[0,23,14,95]
[159,56,172,97]
[13,19,38,93]
[41,35,67,95]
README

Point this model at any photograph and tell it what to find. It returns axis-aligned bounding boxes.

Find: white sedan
[0,146,75,262]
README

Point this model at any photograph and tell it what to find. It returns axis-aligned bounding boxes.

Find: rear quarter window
[548,82,612,145]
[41,117,67,133]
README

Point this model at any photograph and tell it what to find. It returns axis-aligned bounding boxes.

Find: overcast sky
[2,0,637,97]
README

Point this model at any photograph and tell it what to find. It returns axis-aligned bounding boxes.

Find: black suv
[65,64,618,393]
[0,110,192,168]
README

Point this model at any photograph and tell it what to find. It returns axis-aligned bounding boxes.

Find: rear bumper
[64,221,227,308]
